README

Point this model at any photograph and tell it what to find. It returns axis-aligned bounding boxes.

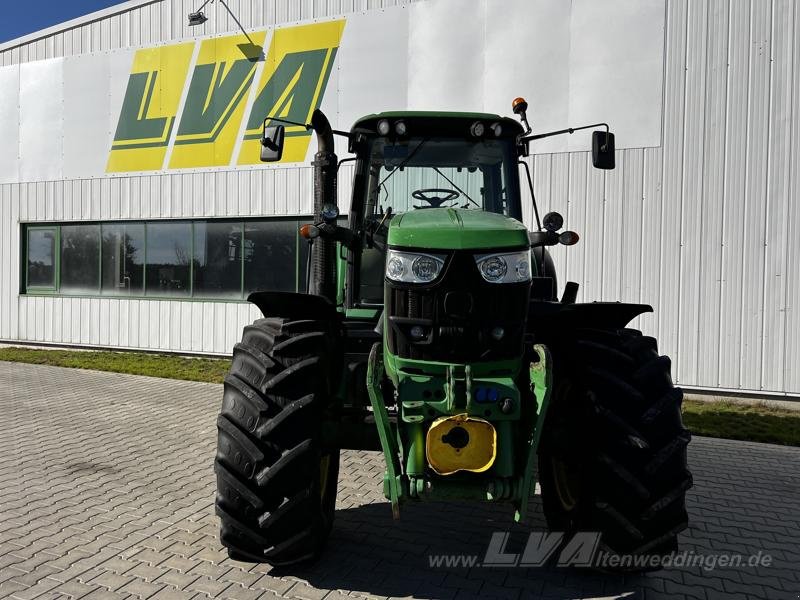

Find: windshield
[363,137,519,218]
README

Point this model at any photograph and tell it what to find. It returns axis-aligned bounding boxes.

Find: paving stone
[125,563,168,584]
[52,580,101,599]
[152,570,200,591]
[186,560,226,579]
[2,567,29,583]
[219,569,262,588]
[0,580,29,598]
[158,556,196,574]
[148,588,198,600]
[81,589,130,600]
[7,577,62,600]
[118,579,165,600]
[87,571,137,592]
[11,566,62,587]
[289,583,330,600]
[252,576,296,595]
[218,584,266,600]
[185,577,232,597]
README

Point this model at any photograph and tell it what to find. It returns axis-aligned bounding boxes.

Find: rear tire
[215,317,340,565]
[538,328,692,569]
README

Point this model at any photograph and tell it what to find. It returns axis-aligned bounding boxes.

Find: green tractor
[214,98,692,567]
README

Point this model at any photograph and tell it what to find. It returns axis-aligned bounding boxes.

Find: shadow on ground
[274,499,644,599]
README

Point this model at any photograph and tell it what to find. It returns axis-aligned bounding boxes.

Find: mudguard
[247,291,339,321]
[528,300,652,332]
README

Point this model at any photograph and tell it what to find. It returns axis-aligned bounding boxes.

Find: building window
[243,221,298,294]
[26,228,57,289]
[101,223,145,295]
[145,222,192,296]
[21,218,310,301]
[194,221,243,298]
[60,224,101,293]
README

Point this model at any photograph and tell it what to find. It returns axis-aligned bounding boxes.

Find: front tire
[214,317,340,565]
[538,327,692,568]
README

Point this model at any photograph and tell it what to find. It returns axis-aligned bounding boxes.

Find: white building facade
[0,0,798,397]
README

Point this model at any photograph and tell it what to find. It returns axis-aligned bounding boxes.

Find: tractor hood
[387,208,529,250]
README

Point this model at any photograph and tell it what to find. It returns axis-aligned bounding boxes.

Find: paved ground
[0,362,798,600]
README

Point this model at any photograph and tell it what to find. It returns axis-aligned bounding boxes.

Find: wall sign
[0,0,665,184]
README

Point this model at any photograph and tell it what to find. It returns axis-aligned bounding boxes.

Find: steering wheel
[411,188,460,208]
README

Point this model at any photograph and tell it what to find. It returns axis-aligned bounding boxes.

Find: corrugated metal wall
[0,0,798,396]
[522,0,800,396]
[0,0,423,64]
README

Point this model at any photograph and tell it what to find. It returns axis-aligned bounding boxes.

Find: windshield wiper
[433,167,480,208]
[378,138,430,188]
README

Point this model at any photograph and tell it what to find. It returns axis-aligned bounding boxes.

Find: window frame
[25,226,59,294]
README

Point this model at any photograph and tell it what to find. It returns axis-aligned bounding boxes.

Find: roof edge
[0,0,162,54]
[352,112,523,133]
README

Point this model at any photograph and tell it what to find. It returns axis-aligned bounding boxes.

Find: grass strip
[0,346,229,384]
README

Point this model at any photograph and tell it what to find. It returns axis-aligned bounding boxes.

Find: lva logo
[107,20,344,173]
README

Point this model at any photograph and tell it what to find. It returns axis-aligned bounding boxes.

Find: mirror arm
[315,222,359,251]
[528,231,560,247]
[262,116,353,141]
[522,122,610,146]
[262,116,311,131]
[518,160,542,231]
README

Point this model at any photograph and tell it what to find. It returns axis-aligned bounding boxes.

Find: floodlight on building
[188,0,256,48]
[188,0,212,25]
[187,10,208,26]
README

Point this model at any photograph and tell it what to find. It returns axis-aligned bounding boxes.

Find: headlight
[475,250,532,284]
[385,249,445,283]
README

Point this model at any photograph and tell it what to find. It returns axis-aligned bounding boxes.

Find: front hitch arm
[366,343,403,518]
[515,343,553,522]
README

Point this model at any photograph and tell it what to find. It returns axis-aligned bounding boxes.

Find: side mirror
[260,122,285,162]
[592,131,615,170]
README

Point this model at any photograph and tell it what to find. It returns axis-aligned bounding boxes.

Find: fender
[247,291,339,321]
[528,300,652,332]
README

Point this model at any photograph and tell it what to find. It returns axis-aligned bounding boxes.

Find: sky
[0,1,129,44]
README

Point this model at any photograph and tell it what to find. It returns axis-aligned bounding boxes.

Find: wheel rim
[551,457,579,511]
[318,454,331,503]
[547,379,583,512]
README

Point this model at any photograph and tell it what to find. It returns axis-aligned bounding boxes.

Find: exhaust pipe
[309,109,338,302]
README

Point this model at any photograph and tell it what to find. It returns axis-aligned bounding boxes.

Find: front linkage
[366,341,553,521]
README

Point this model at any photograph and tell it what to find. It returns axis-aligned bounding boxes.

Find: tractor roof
[351,112,523,139]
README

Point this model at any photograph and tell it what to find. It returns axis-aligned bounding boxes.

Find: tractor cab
[345,113,526,307]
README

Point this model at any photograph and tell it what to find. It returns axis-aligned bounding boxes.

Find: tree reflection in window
[145,222,191,296]
[61,225,100,293]
[193,221,242,298]
[244,221,297,293]
[27,229,56,288]
[101,224,145,295]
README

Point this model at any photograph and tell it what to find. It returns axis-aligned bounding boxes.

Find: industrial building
[0,0,797,396]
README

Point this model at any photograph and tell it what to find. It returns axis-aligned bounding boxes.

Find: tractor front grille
[386,250,530,363]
